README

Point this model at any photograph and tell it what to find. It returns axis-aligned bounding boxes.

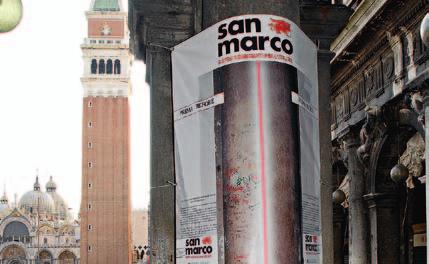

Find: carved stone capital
[339,131,360,150]
[399,93,425,135]
[356,106,386,163]
[332,145,346,164]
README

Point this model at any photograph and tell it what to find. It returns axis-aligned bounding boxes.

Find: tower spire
[46,175,57,192]
[0,184,8,204]
[34,175,41,191]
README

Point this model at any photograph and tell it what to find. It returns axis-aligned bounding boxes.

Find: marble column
[333,204,345,264]
[344,133,368,264]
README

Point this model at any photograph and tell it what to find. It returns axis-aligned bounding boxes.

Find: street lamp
[390,163,409,184]
[0,0,23,33]
[420,13,429,47]
[332,189,346,204]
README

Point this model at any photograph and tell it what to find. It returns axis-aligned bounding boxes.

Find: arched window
[39,250,53,264]
[3,221,29,240]
[114,59,121,74]
[99,59,105,74]
[91,59,97,74]
[58,250,77,264]
[106,59,113,74]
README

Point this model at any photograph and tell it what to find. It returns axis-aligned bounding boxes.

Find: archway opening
[58,250,77,264]
[0,245,26,263]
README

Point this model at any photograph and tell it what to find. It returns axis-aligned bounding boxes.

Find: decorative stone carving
[357,106,385,162]
[335,94,345,121]
[331,49,395,130]
[399,133,425,182]
[332,146,344,164]
[382,56,394,81]
[364,67,375,94]
[338,174,350,208]
[407,91,426,127]
[349,82,359,108]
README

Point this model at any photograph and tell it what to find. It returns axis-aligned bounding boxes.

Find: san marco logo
[217,16,294,57]
[185,236,214,256]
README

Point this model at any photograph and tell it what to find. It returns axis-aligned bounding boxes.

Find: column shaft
[345,136,368,264]
[148,47,175,263]
[203,2,302,263]
[425,100,429,262]
[318,48,335,264]
[332,205,345,264]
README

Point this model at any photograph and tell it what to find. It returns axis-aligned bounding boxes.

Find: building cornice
[330,0,389,61]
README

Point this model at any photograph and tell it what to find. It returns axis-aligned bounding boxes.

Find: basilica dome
[18,177,55,215]
[46,176,70,221]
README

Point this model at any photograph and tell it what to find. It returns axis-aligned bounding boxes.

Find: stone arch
[367,126,416,193]
[38,249,53,264]
[57,250,77,264]
[106,59,113,74]
[0,214,32,238]
[91,59,97,74]
[2,221,29,244]
[365,125,418,264]
[99,59,106,74]
[114,59,121,74]
[38,223,55,234]
[0,244,27,263]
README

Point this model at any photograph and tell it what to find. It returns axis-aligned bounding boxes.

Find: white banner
[172,15,321,264]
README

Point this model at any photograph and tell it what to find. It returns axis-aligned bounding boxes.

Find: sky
[0,0,150,218]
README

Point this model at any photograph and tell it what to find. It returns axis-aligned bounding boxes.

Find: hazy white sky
[0,0,150,217]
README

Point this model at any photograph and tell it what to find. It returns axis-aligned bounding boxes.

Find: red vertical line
[256,61,268,264]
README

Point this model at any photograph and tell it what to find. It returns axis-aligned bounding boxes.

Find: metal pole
[203,1,301,263]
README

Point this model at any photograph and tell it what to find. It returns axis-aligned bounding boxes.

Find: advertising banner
[172,15,321,264]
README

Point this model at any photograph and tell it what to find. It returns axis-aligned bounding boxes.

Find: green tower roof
[92,0,121,11]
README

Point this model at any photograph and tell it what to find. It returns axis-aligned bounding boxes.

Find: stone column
[424,92,429,262]
[343,133,368,264]
[128,1,197,263]
[317,45,335,264]
[332,204,345,264]
[364,192,400,264]
[203,2,301,264]
[299,3,352,262]
[147,46,176,264]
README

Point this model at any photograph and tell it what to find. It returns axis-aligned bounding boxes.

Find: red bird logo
[202,236,212,245]
[269,18,291,36]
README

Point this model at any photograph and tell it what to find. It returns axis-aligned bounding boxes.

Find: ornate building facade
[331,0,429,263]
[0,177,79,264]
[80,0,132,263]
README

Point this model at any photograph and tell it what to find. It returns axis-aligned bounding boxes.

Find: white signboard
[172,14,321,263]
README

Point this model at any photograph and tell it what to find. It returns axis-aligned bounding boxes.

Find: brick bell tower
[80,0,131,263]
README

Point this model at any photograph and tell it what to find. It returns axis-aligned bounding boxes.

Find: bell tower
[80,0,131,263]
